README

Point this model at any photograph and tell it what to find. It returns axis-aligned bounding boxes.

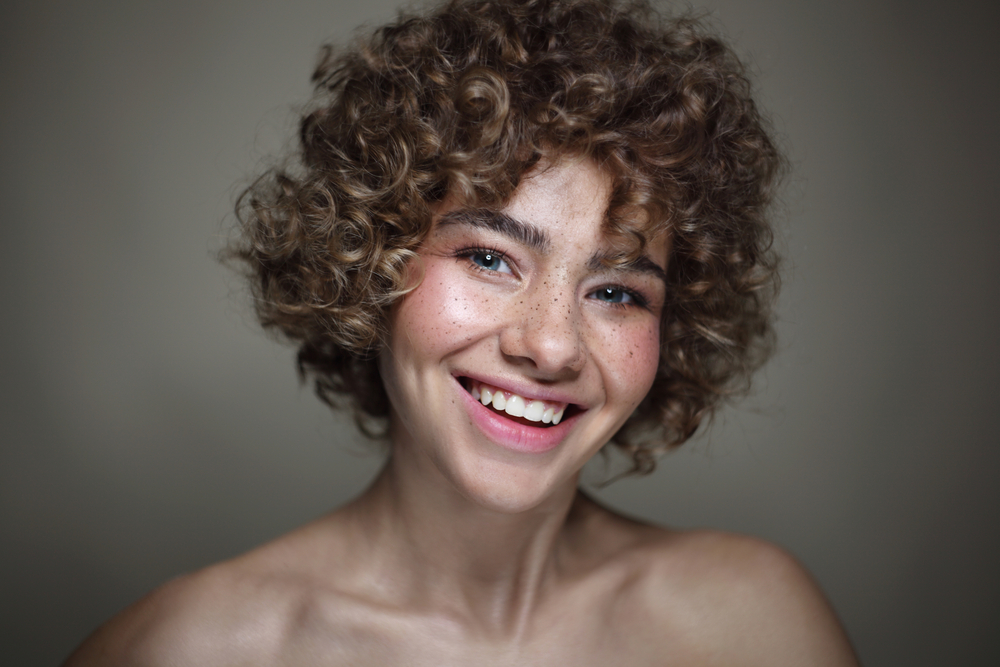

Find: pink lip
[455,377,579,453]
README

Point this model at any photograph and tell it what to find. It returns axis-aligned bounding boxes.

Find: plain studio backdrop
[2,0,998,664]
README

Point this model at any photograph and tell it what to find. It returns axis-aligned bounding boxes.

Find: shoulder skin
[62,561,293,667]
[634,528,860,666]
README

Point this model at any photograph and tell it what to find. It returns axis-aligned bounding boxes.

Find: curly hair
[230,0,783,473]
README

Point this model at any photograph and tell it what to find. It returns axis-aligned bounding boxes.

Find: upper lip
[453,371,587,409]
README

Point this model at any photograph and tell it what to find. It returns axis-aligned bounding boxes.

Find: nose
[498,280,586,376]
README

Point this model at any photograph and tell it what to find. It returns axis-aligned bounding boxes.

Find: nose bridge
[505,270,585,373]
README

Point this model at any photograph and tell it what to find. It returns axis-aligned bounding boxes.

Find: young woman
[66,0,859,664]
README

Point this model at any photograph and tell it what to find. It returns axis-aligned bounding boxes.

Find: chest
[271,595,707,667]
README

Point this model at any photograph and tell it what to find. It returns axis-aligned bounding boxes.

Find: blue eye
[592,286,634,304]
[469,250,512,274]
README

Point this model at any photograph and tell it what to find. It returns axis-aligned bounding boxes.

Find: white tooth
[552,407,565,425]
[492,392,507,411]
[541,407,554,424]
[471,384,481,400]
[524,400,544,422]
[480,387,493,406]
[505,394,525,418]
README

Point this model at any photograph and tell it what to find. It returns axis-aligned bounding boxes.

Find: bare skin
[65,157,859,666]
[64,478,858,666]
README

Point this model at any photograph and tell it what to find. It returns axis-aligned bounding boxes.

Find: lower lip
[457,379,577,454]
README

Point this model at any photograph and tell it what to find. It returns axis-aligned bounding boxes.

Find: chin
[426,424,589,516]
[457,471,577,515]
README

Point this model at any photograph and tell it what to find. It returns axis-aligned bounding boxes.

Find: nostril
[499,313,585,375]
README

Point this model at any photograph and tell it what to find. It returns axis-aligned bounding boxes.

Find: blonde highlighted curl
[230,0,783,473]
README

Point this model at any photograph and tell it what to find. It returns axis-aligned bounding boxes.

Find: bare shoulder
[657,530,857,663]
[61,518,352,667]
[62,558,291,667]
[577,501,860,666]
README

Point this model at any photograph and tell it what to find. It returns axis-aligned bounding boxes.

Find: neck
[344,448,583,637]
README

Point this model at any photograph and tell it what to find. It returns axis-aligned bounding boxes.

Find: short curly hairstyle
[231,0,783,473]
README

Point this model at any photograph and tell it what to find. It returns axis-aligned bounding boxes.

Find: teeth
[504,394,525,418]
[523,401,544,422]
[468,380,569,425]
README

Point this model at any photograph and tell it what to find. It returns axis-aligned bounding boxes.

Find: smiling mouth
[459,378,580,428]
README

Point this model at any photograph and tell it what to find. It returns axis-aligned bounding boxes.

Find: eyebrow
[437,209,550,253]
[587,252,668,285]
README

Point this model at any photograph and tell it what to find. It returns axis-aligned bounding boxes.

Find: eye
[467,249,513,275]
[589,286,643,307]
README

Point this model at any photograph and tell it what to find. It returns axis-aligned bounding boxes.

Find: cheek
[591,319,661,405]
[390,259,501,359]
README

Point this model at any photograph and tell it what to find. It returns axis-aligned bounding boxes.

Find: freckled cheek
[591,322,661,401]
[392,261,502,354]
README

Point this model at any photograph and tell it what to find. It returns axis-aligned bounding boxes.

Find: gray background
[2,0,998,664]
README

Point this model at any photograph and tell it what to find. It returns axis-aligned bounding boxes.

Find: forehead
[504,156,669,262]
[503,156,613,233]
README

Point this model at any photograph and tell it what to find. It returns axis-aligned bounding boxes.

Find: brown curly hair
[230,0,783,473]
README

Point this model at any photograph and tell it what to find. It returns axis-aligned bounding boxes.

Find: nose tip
[499,294,585,376]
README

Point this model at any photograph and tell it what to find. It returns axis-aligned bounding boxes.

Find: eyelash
[453,246,650,310]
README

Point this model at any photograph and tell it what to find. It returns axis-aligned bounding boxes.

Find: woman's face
[379,156,668,512]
